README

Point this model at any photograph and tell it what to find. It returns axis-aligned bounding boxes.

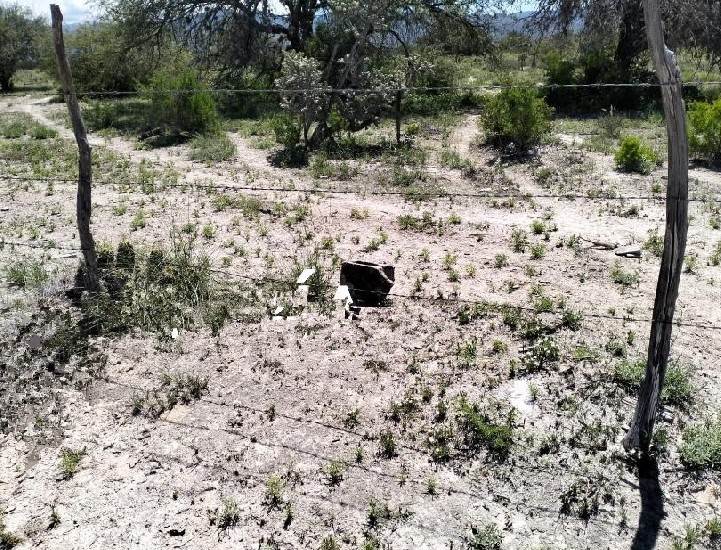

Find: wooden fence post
[623,0,689,452]
[50,4,100,292]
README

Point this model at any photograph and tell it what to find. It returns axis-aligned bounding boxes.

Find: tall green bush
[143,68,218,134]
[480,87,552,151]
[688,99,721,163]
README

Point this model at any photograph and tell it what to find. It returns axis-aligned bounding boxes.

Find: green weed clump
[465,523,502,550]
[480,86,552,151]
[680,415,721,470]
[613,358,693,407]
[80,234,244,339]
[614,136,659,174]
[189,133,236,162]
[688,99,721,163]
[0,508,22,548]
[455,396,514,459]
[4,259,48,288]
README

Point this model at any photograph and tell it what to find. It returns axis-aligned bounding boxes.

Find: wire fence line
[4,237,721,332]
[3,80,721,98]
[3,173,721,204]
[96,375,577,533]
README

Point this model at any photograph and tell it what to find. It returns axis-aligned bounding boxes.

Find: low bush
[480,86,552,151]
[688,99,721,163]
[79,234,249,339]
[614,136,660,174]
[189,133,236,162]
[613,358,693,407]
[680,415,721,470]
[455,395,514,459]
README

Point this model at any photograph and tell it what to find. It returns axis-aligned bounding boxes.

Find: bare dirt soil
[1,93,720,550]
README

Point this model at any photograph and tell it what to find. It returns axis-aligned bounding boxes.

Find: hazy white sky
[11,0,539,25]
[13,0,96,22]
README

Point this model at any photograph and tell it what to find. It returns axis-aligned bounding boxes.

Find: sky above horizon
[11,0,96,23]
[11,0,538,25]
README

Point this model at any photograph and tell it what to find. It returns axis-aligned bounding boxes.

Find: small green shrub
[559,472,611,521]
[466,523,502,550]
[614,136,659,174]
[319,536,340,550]
[680,415,721,470]
[611,261,639,287]
[217,497,240,529]
[688,99,721,163]
[480,86,552,151]
[521,336,559,372]
[711,242,721,266]
[29,124,58,139]
[455,396,513,459]
[59,447,85,478]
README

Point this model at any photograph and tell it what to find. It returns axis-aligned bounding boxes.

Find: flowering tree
[275,51,329,145]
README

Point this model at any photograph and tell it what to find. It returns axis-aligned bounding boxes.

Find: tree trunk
[50,4,100,292]
[0,70,12,92]
[623,0,689,453]
[394,91,402,145]
[614,0,647,76]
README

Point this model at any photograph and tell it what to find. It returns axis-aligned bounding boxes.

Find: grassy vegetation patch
[4,258,49,288]
[189,132,237,162]
[680,415,721,470]
[0,113,57,140]
[613,358,693,407]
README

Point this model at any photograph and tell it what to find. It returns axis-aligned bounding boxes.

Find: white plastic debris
[171,328,179,340]
[296,268,316,285]
[272,306,284,316]
[333,285,352,303]
[333,285,353,318]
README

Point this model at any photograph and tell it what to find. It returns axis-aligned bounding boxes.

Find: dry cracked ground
[1,92,721,550]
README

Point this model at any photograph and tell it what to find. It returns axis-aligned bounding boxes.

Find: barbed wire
[3,80,721,98]
[3,173,720,204]
[4,237,721,332]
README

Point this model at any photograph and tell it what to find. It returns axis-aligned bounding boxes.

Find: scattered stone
[339,261,394,306]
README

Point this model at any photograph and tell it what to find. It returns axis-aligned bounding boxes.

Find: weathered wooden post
[623,0,689,452]
[394,90,402,145]
[50,4,100,292]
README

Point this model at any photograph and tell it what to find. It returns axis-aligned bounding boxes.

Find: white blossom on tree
[275,51,330,145]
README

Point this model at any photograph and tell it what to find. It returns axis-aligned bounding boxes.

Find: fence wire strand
[3,173,721,204]
[3,80,721,98]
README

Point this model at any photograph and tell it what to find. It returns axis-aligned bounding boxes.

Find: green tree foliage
[480,86,552,151]
[60,23,175,93]
[543,49,658,112]
[0,4,47,91]
[688,99,721,164]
